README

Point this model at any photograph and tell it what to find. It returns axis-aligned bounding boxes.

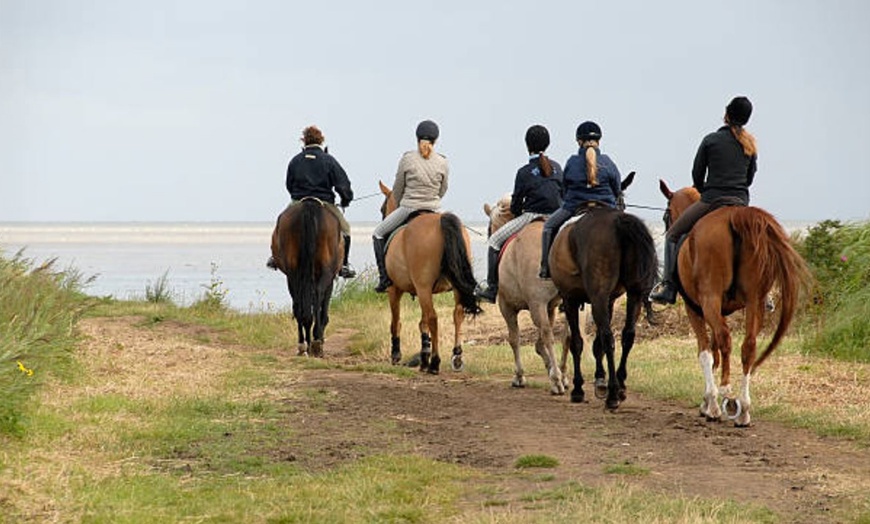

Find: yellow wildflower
[17,361,34,376]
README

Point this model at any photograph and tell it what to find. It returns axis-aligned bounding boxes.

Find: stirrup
[474,282,497,304]
[649,282,676,305]
[374,277,392,293]
[339,264,356,279]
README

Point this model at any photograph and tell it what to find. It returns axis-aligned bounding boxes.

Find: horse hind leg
[451,292,466,371]
[687,309,721,420]
[731,299,764,427]
[563,300,586,403]
[500,304,526,388]
[530,302,564,395]
[388,288,403,365]
[615,294,643,402]
[418,291,440,374]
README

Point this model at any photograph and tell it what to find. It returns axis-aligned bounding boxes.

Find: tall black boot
[650,237,679,304]
[539,228,555,279]
[338,234,356,278]
[373,237,392,293]
[474,247,500,303]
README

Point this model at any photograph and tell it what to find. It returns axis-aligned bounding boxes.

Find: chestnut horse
[483,196,594,395]
[378,181,482,373]
[550,206,658,409]
[659,180,811,426]
[270,198,343,357]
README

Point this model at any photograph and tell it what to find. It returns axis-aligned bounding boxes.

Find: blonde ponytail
[583,140,599,186]
[418,139,433,159]
[730,126,757,157]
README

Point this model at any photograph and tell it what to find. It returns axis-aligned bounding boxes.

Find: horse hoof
[722,398,743,421]
[571,390,585,403]
[451,354,464,372]
[594,378,607,400]
[511,377,526,388]
[391,350,402,366]
[618,388,627,402]
[606,398,621,411]
[310,341,324,358]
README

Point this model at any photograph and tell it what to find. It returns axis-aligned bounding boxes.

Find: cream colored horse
[483,196,593,394]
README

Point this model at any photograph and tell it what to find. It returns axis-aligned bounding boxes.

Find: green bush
[0,251,92,435]
[795,220,870,361]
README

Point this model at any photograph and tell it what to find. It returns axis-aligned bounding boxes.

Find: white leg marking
[699,351,720,419]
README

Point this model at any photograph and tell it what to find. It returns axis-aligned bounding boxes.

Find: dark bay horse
[659,180,811,426]
[378,181,482,374]
[482,196,593,395]
[270,198,343,357]
[550,205,658,409]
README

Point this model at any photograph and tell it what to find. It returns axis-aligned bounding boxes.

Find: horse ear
[621,171,636,191]
[659,179,673,199]
[483,203,492,216]
[379,180,391,195]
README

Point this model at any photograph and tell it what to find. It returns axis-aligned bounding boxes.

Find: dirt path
[78,314,870,523]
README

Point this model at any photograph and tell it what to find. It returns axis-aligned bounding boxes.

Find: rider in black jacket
[269,125,356,278]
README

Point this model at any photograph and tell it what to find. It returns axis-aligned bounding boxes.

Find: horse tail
[440,213,483,315]
[289,201,321,325]
[616,212,659,294]
[730,208,812,371]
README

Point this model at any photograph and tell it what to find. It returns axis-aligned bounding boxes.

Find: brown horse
[659,180,812,426]
[483,196,593,394]
[550,205,658,409]
[270,198,343,357]
[378,181,482,373]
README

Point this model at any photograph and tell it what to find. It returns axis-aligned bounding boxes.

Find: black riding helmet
[525,125,550,153]
[726,96,753,126]
[576,121,602,142]
[415,120,439,142]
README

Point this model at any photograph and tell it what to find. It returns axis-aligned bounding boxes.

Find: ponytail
[418,139,433,159]
[538,154,553,178]
[583,140,599,187]
[730,125,757,157]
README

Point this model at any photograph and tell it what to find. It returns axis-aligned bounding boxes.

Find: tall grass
[794,220,870,361]
[0,251,92,435]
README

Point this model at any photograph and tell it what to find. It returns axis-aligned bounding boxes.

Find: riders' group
[271,96,758,306]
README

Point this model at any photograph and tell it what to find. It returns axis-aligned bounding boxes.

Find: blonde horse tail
[440,213,483,315]
[731,209,811,371]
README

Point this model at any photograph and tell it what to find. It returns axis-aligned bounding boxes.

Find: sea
[0,220,810,312]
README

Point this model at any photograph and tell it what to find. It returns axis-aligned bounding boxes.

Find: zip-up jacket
[692,126,757,205]
[510,155,564,217]
[286,145,353,206]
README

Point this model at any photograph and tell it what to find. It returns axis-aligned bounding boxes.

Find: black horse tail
[289,201,320,325]
[440,213,483,315]
[616,212,659,295]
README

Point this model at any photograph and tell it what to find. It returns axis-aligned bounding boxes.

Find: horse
[658,180,811,426]
[378,181,482,374]
[270,198,343,357]
[482,197,594,395]
[550,204,659,409]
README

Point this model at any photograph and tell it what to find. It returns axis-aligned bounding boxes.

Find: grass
[3,237,870,522]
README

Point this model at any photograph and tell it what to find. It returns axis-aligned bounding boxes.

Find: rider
[268,125,356,278]
[474,125,564,303]
[539,121,622,279]
[372,120,449,293]
[650,96,757,304]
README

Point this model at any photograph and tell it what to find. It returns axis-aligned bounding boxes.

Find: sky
[2,0,869,225]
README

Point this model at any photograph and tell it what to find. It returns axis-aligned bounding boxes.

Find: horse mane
[489,194,514,233]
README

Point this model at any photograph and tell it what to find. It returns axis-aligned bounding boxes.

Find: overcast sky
[2,0,868,225]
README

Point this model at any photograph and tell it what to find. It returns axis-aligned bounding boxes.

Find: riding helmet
[415,120,440,142]
[576,121,602,142]
[726,96,753,126]
[525,125,550,153]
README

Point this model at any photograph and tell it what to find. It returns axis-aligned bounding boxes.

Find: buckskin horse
[549,203,658,409]
[659,180,811,426]
[378,181,482,373]
[270,198,343,357]
[482,196,594,395]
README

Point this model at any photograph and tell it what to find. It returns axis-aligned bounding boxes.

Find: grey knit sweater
[391,149,449,210]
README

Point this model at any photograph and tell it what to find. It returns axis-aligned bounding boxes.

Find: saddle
[385,210,436,253]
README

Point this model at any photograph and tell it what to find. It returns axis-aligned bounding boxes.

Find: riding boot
[266,256,278,270]
[650,237,679,304]
[474,247,500,303]
[373,237,392,293]
[539,228,555,279]
[338,234,356,278]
